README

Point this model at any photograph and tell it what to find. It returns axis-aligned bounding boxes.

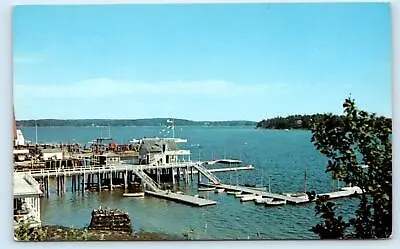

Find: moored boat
[265,199,287,207]
[226,190,242,195]
[198,187,216,191]
[214,188,225,193]
[254,197,273,204]
[235,193,254,198]
[240,195,261,202]
[122,192,145,197]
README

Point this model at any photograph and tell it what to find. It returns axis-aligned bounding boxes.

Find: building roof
[42,149,64,153]
[96,152,120,158]
[139,139,178,154]
[13,173,43,197]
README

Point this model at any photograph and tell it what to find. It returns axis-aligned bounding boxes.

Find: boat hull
[123,192,145,197]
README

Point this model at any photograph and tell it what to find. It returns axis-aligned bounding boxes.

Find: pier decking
[145,191,217,207]
[19,162,253,178]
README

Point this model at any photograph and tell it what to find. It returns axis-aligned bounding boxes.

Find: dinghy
[123,192,145,197]
[265,199,287,207]
[214,188,225,193]
[240,195,262,202]
[254,198,273,204]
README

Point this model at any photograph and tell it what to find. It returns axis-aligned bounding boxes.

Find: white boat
[122,192,145,197]
[240,195,262,202]
[254,198,273,204]
[235,193,254,198]
[198,187,216,191]
[248,186,268,191]
[265,199,287,206]
[214,188,225,193]
[226,190,242,195]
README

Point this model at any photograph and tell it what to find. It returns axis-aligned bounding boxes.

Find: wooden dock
[203,183,362,205]
[145,191,217,207]
[206,184,309,204]
[21,162,253,178]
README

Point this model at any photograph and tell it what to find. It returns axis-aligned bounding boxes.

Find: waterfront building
[94,152,121,166]
[136,138,190,165]
[13,173,43,229]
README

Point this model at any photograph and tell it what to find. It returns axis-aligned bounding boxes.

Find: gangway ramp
[131,167,162,192]
[193,163,221,185]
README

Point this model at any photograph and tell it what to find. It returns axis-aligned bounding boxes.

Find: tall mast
[172,118,175,138]
[304,166,308,193]
[268,176,271,193]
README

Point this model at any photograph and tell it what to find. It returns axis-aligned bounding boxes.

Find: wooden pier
[145,191,217,207]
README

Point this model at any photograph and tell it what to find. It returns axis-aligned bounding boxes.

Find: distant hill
[16,118,257,127]
[256,114,392,130]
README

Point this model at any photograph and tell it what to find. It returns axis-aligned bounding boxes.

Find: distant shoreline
[16,118,257,128]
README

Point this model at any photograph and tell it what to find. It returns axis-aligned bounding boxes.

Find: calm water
[21,126,359,239]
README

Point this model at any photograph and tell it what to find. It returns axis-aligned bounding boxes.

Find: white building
[14,129,25,146]
[13,173,42,229]
[42,149,64,161]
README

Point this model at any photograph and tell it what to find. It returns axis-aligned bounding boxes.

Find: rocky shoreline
[15,207,184,241]
[16,225,183,241]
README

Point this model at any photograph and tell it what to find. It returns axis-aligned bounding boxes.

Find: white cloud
[14,78,287,100]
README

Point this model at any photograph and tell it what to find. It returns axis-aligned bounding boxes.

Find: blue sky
[13,3,391,121]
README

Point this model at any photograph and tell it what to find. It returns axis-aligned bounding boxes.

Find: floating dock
[203,183,362,205]
[145,191,217,207]
[209,184,310,204]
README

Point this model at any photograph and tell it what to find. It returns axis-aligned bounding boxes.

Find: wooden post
[77,174,80,191]
[198,172,201,186]
[156,168,160,184]
[176,168,180,184]
[87,174,91,191]
[56,176,59,195]
[71,175,74,192]
[110,170,113,191]
[124,170,128,190]
[191,166,194,181]
[185,166,189,184]
[171,168,176,185]
[46,175,49,197]
[82,172,86,192]
[98,171,101,192]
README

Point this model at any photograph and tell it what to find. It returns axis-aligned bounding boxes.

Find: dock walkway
[207,183,310,204]
[145,191,217,207]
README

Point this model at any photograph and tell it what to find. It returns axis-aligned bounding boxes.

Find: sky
[13,3,392,121]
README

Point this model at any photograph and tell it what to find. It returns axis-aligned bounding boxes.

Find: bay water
[20,126,359,239]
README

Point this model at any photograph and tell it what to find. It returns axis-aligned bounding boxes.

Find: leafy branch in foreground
[310,97,392,239]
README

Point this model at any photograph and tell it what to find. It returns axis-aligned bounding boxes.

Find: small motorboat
[235,193,254,198]
[122,192,145,197]
[214,188,225,193]
[198,187,216,191]
[254,197,273,205]
[240,195,261,202]
[265,199,287,207]
[226,190,242,195]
